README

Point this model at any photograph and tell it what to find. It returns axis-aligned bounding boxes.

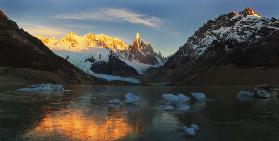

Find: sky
[0,0,278,56]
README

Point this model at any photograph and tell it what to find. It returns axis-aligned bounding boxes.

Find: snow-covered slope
[156,8,279,85]
[166,8,279,67]
[37,32,165,83]
[54,47,110,74]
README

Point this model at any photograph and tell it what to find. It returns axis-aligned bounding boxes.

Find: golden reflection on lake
[25,107,134,141]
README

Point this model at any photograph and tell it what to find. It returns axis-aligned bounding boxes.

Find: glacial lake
[1,85,279,141]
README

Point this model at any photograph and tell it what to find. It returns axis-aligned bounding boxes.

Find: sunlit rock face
[130,33,141,50]
[25,108,136,141]
[243,8,261,17]
[37,32,128,51]
[128,33,165,65]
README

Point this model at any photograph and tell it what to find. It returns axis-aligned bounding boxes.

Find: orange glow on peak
[244,8,261,18]
[36,32,129,51]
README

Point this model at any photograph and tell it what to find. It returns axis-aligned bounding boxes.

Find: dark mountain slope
[0,10,101,84]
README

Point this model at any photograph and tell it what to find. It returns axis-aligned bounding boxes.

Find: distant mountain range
[37,32,165,82]
[0,10,101,84]
[2,8,279,85]
[145,8,279,85]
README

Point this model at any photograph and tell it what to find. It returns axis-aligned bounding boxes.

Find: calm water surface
[1,85,279,141]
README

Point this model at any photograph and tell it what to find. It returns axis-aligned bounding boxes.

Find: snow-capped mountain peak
[37,32,166,82]
[165,8,279,69]
[159,8,279,85]
[37,32,129,52]
[178,8,278,58]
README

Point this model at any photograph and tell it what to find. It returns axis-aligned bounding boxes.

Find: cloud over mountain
[55,8,162,28]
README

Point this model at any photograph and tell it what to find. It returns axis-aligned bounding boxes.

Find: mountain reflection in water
[25,107,135,141]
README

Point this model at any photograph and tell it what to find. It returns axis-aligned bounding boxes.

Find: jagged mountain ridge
[37,32,128,51]
[152,8,279,85]
[0,10,100,84]
[39,32,165,78]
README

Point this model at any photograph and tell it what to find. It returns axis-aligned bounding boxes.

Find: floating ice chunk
[191,92,206,101]
[177,93,191,102]
[236,91,255,101]
[256,89,271,98]
[182,126,196,136]
[162,93,178,104]
[163,104,175,110]
[108,99,121,105]
[125,93,140,104]
[162,93,190,104]
[237,90,272,101]
[181,124,199,136]
[16,83,64,92]
[176,104,190,111]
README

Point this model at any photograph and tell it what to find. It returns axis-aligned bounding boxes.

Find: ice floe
[236,91,255,101]
[191,92,206,101]
[163,104,175,110]
[161,93,191,111]
[125,93,140,104]
[16,83,64,92]
[236,89,272,101]
[255,89,271,98]
[181,123,200,136]
[162,93,190,105]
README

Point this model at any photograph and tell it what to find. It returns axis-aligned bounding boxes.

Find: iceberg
[161,93,191,111]
[161,93,190,105]
[162,93,178,104]
[177,93,191,102]
[182,126,196,136]
[181,124,199,136]
[236,90,272,101]
[163,104,175,110]
[256,89,271,98]
[125,93,140,104]
[16,83,64,92]
[236,91,255,101]
[191,92,206,101]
